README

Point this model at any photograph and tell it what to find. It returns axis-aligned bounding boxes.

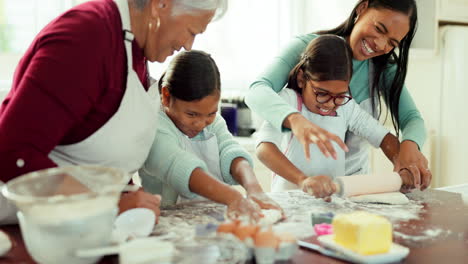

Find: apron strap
[296,92,303,112]
[272,91,303,179]
[114,0,134,69]
[284,91,303,156]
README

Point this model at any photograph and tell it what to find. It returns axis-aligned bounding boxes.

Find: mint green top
[245,33,426,148]
[139,110,253,206]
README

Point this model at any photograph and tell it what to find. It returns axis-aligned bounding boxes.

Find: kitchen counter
[436,183,468,195]
[2,189,468,264]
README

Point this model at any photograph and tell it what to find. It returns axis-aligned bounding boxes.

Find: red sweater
[0,0,148,182]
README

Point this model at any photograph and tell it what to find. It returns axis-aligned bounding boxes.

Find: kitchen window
[0,0,355,93]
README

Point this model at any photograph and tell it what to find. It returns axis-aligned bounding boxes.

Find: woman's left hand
[248,192,285,219]
[395,140,432,191]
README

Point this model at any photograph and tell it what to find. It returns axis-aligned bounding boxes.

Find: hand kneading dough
[349,192,409,205]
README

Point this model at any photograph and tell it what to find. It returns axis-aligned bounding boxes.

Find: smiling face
[162,87,220,138]
[301,79,350,116]
[145,8,215,62]
[348,6,410,61]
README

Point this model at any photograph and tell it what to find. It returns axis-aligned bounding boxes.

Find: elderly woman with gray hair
[0,0,227,224]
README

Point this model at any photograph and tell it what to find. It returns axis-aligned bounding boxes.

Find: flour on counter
[268,190,424,224]
[394,228,453,246]
[406,189,444,205]
[258,209,283,226]
[152,201,226,246]
[151,190,435,263]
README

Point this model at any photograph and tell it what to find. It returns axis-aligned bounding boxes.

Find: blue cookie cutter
[311,212,334,225]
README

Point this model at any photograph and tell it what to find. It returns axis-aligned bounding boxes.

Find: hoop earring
[354,15,360,24]
[148,16,161,32]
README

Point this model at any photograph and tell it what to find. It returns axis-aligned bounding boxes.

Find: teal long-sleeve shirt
[139,110,253,206]
[245,33,426,149]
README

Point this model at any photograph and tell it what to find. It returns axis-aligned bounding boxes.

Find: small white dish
[275,241,298,261]
[119,238,174,264]
[76,236,174,263]
[113,208,155,242]
[254,247,275,264]
[0,230,12,256]
[318,234,410,264]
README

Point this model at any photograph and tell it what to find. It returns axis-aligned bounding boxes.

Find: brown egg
[254,228,279,248]
[217,221,238,234]
[277,232,297,243]
[233,224,258,241]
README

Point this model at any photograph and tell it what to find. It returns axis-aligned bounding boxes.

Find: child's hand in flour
[299,175,336,202]
[248,192,285,219]
[226,196,262,223]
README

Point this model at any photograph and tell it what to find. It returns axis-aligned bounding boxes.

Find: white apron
[176,130,223,203]
[49,0,160,174]
[271,93,346,192]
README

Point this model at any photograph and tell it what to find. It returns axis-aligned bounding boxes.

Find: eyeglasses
[312,87,352,106]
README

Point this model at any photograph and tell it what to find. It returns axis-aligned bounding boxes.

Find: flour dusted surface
[150,190,459,263]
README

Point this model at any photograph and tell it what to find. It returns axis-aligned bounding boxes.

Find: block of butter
[332,211,392,255]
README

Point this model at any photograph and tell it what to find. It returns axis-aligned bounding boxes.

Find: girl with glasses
[256,35,401,199]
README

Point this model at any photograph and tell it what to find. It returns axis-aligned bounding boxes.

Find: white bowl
[18,207,117,264]
[114,208,156,241]
[0,230,12,256]
[4,166,127,264]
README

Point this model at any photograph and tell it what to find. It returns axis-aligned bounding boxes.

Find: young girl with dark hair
[247,0,431,192]
[140,50,282,221]
[256,35,401,199]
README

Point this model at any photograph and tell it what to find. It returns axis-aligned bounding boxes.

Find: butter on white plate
[318,235,409,264]
[0,230,12,256]
[320,211,409,264]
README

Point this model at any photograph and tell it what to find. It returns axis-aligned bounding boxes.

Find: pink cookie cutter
[314,224,333,236]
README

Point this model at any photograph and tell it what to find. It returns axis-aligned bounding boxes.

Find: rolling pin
[333,172,402,197]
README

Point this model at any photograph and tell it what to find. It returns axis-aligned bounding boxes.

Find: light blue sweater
[139,110,253,206]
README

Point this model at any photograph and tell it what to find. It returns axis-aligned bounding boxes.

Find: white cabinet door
[412,0,438,52]
[439,26,468,186]
[439,0,468,23]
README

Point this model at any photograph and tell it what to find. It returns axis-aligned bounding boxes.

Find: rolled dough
[349,192,409,205]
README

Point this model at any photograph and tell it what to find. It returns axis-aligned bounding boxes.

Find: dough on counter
[258,209,283,226]
[349,192,409,205]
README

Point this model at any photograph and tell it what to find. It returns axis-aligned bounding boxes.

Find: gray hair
[131,0,227,21]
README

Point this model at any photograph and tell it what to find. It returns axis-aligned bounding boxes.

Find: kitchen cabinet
[412,0,468,55]
[439,0,468,23]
